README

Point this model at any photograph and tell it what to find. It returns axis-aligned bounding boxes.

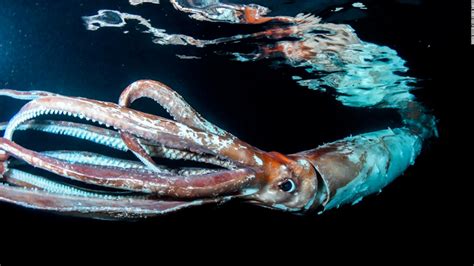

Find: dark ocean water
[0,0,465,257]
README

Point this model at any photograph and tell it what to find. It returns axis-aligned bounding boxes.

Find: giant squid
[0,79,435,219]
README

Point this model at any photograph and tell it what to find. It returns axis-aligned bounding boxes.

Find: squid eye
[278,179,296,193]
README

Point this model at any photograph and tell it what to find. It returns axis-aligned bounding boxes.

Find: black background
[0,0,466,259]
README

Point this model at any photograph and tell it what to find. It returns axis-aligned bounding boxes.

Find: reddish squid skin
[0,79,432,218]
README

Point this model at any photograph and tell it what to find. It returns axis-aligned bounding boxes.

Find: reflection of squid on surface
[168,0,295,24]
[249,21,359,61]
[82,7,360,65]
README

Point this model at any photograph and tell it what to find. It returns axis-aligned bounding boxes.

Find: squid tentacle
[1,120,128,151]
[0,88,253,216]
[0,89,59,100]
[0,138,256,197]
[118,79,235,173]
[120,132,168,173]
[120,80,232,137]
[40,150,224,176]
[0,183,213,219]
[5,150,231,198]
[0,119,239,170]
[0,90,259,169]
[40,150,160,172]
[3,95,263,168]
[3,168,136,198]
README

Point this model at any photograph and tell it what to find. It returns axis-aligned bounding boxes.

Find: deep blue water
[0,0,464,256]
